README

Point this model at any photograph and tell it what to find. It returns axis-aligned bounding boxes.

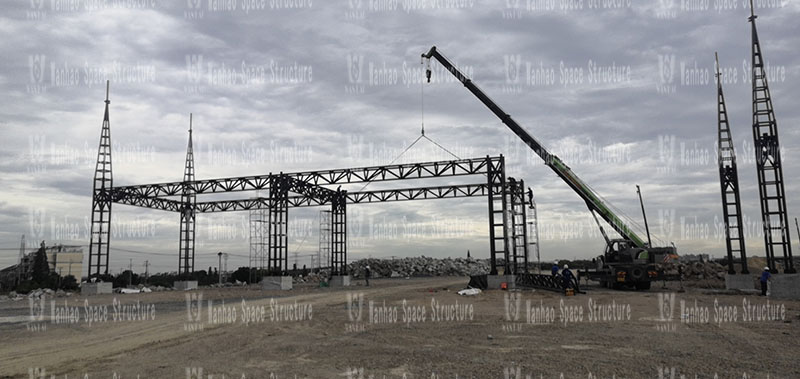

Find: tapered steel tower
[88,81,113,278]
[179,114,196,274]
[715,53,748,274]
[749,1,794,273]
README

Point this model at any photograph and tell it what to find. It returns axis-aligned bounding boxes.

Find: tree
[60,275,78,290]
[31,241,50,285]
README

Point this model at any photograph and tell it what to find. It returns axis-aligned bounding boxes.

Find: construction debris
[657,261,727,281]
[348,257,490,278]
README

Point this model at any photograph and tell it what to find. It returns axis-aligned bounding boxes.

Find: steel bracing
[88,81,113,278]
[715,53,748,274]
[749,2,794,273]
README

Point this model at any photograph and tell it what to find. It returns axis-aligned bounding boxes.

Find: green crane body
[422,46,647,248]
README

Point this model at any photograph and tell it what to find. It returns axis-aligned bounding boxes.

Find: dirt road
[1,277,797,378]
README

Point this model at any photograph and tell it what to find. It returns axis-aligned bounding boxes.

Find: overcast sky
[1,0,798,275]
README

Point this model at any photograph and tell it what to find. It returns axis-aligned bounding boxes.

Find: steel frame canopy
[88,85,530,278]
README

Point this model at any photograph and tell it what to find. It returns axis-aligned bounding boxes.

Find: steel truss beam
[102,155,515,275]
[111,183,491,212]
[111,156,502,198]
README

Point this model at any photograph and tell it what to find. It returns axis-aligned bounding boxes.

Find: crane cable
[358,78,463,192]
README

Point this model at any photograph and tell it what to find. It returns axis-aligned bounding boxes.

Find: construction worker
[760,266,771,296]
[365,265,371,287]
[561,264,574,290]
[551,261,559,276]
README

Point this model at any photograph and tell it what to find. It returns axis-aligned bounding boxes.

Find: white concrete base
[174,281,198,291]
[329,275,351,287]
[770,274,800,300]
[261,276,292,290]
[487,274,516,290]
[81,282,113,295]
[725,274,755,290]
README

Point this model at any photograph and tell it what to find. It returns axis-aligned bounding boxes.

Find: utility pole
[218,252,223,285]
[144,260,149,285]
[128,258,133,287]
[795,218,799,252]
[636,185,652,247]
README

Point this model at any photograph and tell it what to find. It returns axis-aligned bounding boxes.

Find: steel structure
[526,189,541,274]
[88,81,113,278]
[508,178,528,275]
[748,1,794,273]
[715,52,748,274]
[179,115,196,274]
[86,88,524,277]
[318,210,331,270]
[249,207,268,282]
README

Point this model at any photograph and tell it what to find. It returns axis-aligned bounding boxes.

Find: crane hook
[424,58,432,83]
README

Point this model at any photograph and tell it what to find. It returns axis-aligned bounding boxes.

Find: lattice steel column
[249,207,267,282]
[749,2,794,273]
[179,115,196,274]
[268,174,289,275]
[526,188,541,274]
[508,178,529,275]
[319,210,332,271]
[486,155,509,275]
[331,191,347,275]
[89,81,113,278]
[715,53,748,274]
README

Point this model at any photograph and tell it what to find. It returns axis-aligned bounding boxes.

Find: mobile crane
[422,46,676,290]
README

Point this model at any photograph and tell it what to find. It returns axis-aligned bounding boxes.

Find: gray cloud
[0,1,798,272]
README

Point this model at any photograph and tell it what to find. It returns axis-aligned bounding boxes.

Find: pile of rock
[205,281,247,289]
[294,271,328,284]
[658,260,727,281]
[347,257,491,279]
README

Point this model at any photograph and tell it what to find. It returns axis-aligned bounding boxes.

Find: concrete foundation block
[261,276,292,290]
[769,274,800,300]
[81,282,113,295]
[329,275,351,287]
[725,274,755,290]
[174,281,198,291]
[487,274,516,290]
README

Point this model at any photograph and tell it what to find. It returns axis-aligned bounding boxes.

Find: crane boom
[422,46,647,248]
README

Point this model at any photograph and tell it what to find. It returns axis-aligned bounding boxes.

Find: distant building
[0,244,83,290]
[45,244,83,278]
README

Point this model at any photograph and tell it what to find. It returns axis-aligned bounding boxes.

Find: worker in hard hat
[551,261,559,276]
[760,266,771,296]
[561,264,574,290]
[365,265,371,287]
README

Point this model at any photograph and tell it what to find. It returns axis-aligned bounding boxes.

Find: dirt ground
[1,277,798,378]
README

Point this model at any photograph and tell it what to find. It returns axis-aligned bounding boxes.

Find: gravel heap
[658,260,727,281]
[347,257,491,279]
